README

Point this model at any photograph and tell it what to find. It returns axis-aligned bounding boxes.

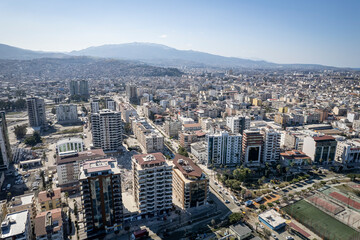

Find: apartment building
[27,97,46,128]
[7,194,36,226]
[119,103,137,123]
[226,115,250,134]
[79,158,123,233]
[302,135,337,164]
[0,210,31,240]
[34,208,63,240]
[56,137,84,153]
[91,109,123,152]
[0,112,11,170]
[56,149,106,191]
[90,98,100,113]
[69,80,89,99]
[132,118,164,153]
[179,132,198,151]
[126,84,138,104]
[132,153,172,217]
[164,120,182,138]
[38,189,61,212]
[182,123,202,132]
[242,130,263,167]
[172,154,209,209]
[56,104,79,123]
[335,140,360,165]
[261,127,281,164]
[206,131,242,167]
[105,98,116,111]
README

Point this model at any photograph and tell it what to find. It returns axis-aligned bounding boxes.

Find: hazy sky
[0,0,359,67]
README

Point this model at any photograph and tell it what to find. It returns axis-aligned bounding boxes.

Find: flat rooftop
[259,209,286,228]
[1,210,29,238]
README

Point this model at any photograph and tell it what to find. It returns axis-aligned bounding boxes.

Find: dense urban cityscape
[1,1,360,240]
[0,63,360,240]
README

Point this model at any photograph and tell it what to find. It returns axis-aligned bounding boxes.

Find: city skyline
[0,0,359,68]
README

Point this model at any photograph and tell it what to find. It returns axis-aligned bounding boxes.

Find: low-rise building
[258,209,286,230]
[172,154,208,209]
[34,208,63,240]
[38,189,61,212]
[0,210,31,240]
[7,194,36,226]
[280,150,311,166]
[190,141,207,164]
[335,140,360,165]
[179,132,198,151]
[229,223,252,240]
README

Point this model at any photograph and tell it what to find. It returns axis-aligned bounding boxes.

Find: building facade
[38,189,61,212]
[132,153,172,216]
[242,130,263,167]
[261,127,281,164]
[206,131,242,167]
[56,104,78,123]
[302,135,337,164]
[132,118,164,153]
[91,110,123,152]
[164,120,182,139]
[56,149,106,191]
[79,158,123,233]
[226,115,250,134]
[0,112,11,170]
[27,97,46,128]
[172,154,209,209]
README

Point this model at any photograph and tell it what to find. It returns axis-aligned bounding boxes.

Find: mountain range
[0,42,349,69]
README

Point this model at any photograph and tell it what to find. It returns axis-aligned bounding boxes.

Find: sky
[0,0,359,68]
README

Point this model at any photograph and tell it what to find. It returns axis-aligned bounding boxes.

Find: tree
[260,204,267,211]
[276,164,282,173]
[24,131,42,146]
[68,209,73,233]
[74,200,78,218]
[211,219,216,226]
[51,107,56,115]
[178,146,189,157]
[14,124,27,139]
[228,212,243,224]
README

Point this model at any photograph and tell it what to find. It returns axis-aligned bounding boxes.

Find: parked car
[225,200,230,204]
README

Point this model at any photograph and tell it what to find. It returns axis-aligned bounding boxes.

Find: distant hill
[0,57,183,82]
[0,42,349,69]
[0,43,67,60]
[70,42,280,68]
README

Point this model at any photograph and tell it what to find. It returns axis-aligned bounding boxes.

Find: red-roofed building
[172,154,209,209]
[132,153,173,216]
[280,150,311,166]
[34,208,64,240]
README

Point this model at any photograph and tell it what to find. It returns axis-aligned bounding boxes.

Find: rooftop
[80,158,120,178]
[38,188,61,203]
[133,152,166,166]
[259,209,286,228]
[34,208,63,237]
[56,149,106,164]
[0,210,29,238]
[313,135,335,141]
[173,154,203,178]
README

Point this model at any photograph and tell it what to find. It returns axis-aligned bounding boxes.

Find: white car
[259,224,264,229]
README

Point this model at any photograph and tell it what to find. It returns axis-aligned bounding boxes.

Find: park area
[283,200,360,240]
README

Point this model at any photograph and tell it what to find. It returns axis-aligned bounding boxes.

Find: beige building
[56,149,106,192]
[172,154,209,209]
[132,153,173,217]
[132,118,164,153]
[38,189,61,212]
[34,208,63,240]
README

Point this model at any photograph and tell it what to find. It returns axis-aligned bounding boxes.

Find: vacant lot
[283,200,360,240]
